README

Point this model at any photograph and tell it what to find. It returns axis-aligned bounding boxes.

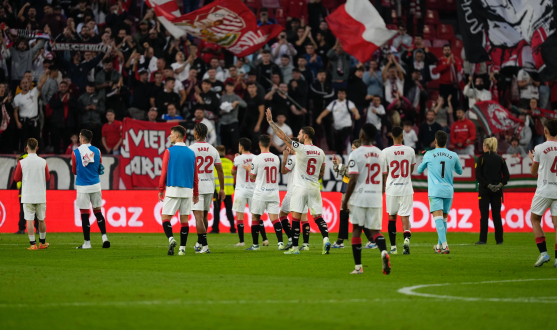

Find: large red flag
[326,0,397,63]
[470,101,524,136]
[146,0,283,57]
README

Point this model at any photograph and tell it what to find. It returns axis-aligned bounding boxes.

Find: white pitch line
[398,278,557,303]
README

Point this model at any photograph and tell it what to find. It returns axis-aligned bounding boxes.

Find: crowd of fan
[0,0,551,158]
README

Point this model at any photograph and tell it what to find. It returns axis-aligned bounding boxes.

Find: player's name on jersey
[432,152,454,159]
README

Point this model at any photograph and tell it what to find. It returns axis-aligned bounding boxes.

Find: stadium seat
[386,24,398,31]
[423,25,436,40]
[426,0,444,10]
[437,24,455,40]
[425,10,440,25]
[432,39,449,48]
[444,0,457,12]
[426,99,436,111]
[428,89,440,101]
[274,8,286,26]
[452,38,464,49]
[261,0,281,9]
[246,0,262,10]
[422,39,432,48]
[428,47,444,59]
[427,79,440,90]
[453,47,463,60]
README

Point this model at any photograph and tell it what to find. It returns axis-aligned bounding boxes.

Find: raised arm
[266,108,292,146]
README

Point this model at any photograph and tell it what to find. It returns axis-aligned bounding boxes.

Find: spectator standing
[507,137,527,158]
[516,113,533,150]
[224,66,247,98]
[310,70,335,148]
[8,39,46,92]
[363,60,384,99]
[187,44,207,79]
[303,44,323,78]
[432,45,462,109]
[171,51,193,84]
[327,42,351,89]
[267,113,293,154]
[404,69,427,118]
[58,51,104,95]
[463,76,492,142]
[403,122,418,149]
[49,81,78,154]
[192,109,217,145]
[95,58,121,100]
[195,79,221,118]
[101,110,123,155]
[154,77,180,116]
[348,66,368,140]
[418,110,443,151]
[297,56,314,84]
[307,0,328,31]
[161,104,184,122]
[77,82,105,147]
[265,83,295,118]
[271,32,297,65]
[366,96,386,148]
[241,83,265,148]
[256,50,282,90]
[279,55,294,85]
[517,68,540,108]
[392,25,413,51]
[450,109,476,155]
[14,77,48,151]
[220,81,247,154]
[128,66,152,119]
[382,56,405,104]
[431,95,453,132]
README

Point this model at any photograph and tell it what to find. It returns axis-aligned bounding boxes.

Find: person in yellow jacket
[211,145,236,234]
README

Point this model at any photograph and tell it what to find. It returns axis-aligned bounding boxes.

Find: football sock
[180,223,189,248]
[162,220,173,239]
[351,236,362,267]
[237,220,244,243]
[555,244,557,259]
[259,220,268,241]
[362,228,374,242]
[291,218,300,247]
[280,216,292,239]
[81,212,91,241]
[251,221,260,245]
[403,230,411,240]
[388,219,397,247]
[535,237,547,253]
[443,218,448,237]
[302,221,310,244]
[197,233,208,247]
[373,233,387,252]
[314,217,329,238]
[338,210,349,240]
[29,234,36,245]
[39,232,46,244]
[434,217,447,248]
[94,212,107,235]
[272,220,283,243]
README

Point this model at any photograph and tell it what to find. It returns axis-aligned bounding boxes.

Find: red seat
[275,8,286,26]
[321,0,337,10]
[428,47,444,59]
[453,47,463,60]
[386,24,398,31]
[437,24,455,40]
[426,0,444,10]
[432,38,449,48]
[426,99,436,111]
[423,24,436,40]
[425,10,440,25]
[246,0,262,10]
[443,0,457,11]
[428,89,440,101]
[422,39,432,48]
[452,38,464,49]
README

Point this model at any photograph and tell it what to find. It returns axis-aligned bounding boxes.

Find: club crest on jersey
[251,164,254,170]
[349,160,355,167]
[292,141,300,148]
[287,158,292,165]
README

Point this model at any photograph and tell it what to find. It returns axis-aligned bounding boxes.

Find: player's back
[383,144,416,196]
[233,153,255,196]
[251,153,280,202]
[291,141,325,190]
[284,155,297,191]
[533,141,557,198]
[348,146,385,208]
[189,142,221,194]
[418,148,462,198]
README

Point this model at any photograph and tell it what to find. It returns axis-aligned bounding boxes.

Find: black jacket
[476,151,511,196]
[49,92,78,127]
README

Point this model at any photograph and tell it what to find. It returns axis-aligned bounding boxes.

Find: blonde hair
[483,137,498,152]
[352,139,361,148]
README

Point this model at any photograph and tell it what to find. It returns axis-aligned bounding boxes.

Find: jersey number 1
[440,161,446,178]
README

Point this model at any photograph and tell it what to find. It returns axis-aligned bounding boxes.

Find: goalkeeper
[475,137,510,245]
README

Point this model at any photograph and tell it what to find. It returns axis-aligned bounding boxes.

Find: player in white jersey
[383,126,416,255]
[244,135,287,251]
[266,108,332,255]
[189,123,225,253]
[342,124,391,275]
[529,119,557,267]
[231,138,256,247]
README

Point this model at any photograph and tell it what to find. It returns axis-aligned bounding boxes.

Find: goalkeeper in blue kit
[417,131,463,254]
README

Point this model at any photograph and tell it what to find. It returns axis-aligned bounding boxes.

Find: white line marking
[398,278,557,303]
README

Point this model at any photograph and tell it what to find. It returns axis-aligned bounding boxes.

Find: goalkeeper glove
[98,163,105,175]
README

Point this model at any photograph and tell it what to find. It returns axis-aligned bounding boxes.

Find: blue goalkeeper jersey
[417,148,463,198]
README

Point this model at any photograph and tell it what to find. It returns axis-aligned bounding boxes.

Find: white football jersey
[348,145,386,208]
[291,141,326,191]
[251,153,280,202]
[284,154,297,192]
[533,141,557,198]
[233,153,255,198]
[383,144,416,196]
[189,142,221,194]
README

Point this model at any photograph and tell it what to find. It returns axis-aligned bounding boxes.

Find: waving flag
[470,101,524,136]
[146,0,283,57]
[325,0,397,63]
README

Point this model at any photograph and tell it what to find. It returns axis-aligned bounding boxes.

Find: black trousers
[213,195,234,231]
[50,125,72,154]
[19,117,41,152]
[334,127,352,156]
[479,191,503,243]
[439,84,459,110]
[220,122,240,154]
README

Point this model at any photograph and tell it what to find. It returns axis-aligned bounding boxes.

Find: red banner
[120,118,174,189]
[0,191,548,234]
[471,101,524,136]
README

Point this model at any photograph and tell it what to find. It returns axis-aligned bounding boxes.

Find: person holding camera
[271,32,297,65]
[475,137,510,245]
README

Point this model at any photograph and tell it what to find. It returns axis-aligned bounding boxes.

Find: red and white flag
[146,0,283,57]
[326,0,397,63]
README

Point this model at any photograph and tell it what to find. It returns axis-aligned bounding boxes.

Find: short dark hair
[239,137,252,151]
[403,121,412,127]
[80,129,93,143]
[106,109,115,114]
[102,57,112,64]
[292,68,301,73]
[291,137,299,143]
[511,136,520,143]
[361,123,377,143]
[337,88,347,94]
[443,44,452,49]
[202,79,212,85]
[171,125,186,138]
[259,134,271,148]
[281,54,290,59]
[262,50,271,55]
[225,81,235,86]
[545,119,557,137]
[165,77,175,83]
[392,126,403,139]
[27,138,38,151]
[301,126,315,140]
[194,123,208,139]
[317,69,326,75]
[216,145,226,154]
[435,130,448,147]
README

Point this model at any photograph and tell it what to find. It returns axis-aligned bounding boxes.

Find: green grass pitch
[1,232,556,329]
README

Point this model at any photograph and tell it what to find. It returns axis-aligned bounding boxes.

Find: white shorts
[280,192,308,214]
[162,196,192,216]
[530,195,557,216]
[349,206,382,230]
[386,195,413,217]
[76,191,102,209]
[233,195,252,213]
[251,199,280,215]
[192,193,213,211]
[291,185,322,215]
[23,203,46,221]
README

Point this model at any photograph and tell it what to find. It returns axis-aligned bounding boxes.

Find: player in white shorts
[266,108,331,255]
[342,123,391,275]
[529,119,557,267]
[383,126,416,255]
[244,135,286,251]
[189,123,225,253]
[231,138,256,247]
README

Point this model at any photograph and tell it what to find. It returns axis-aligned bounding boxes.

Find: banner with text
[0,191,547,234]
